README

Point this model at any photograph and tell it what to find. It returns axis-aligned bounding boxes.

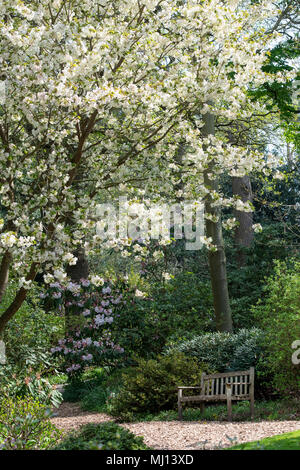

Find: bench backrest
[201,367,254,398]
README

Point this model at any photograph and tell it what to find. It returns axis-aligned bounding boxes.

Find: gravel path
[123,420,300,450]
[51,403,300,449]
[51,402,113,433]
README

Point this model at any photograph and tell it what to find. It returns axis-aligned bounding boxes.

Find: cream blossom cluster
[222,218,239,231]
[252,223,263,233]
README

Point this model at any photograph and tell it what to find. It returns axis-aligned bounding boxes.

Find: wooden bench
[178,367,255,421]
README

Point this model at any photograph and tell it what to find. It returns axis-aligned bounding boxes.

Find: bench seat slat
[180,394,251,402]
[224,382,249,385]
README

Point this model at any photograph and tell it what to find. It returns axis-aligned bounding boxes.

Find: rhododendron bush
[47,277,129,378]
[0,0,295,333]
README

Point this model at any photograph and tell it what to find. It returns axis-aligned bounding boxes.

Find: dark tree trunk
[232,175,254,266]
[0,251,12,304]
[0,263,38,335]
[66,246,89,282]
[65,246,89,334]
[202,111,233,332]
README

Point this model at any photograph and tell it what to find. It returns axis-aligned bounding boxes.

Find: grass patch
[228,430,300,450]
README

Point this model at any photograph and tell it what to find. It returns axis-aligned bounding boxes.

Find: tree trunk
[202,111,233,332]
[0,263,37,335]
[0,251,12,303]
[232,175,254,266]
[66,246,89,282]
[65,246,89,334]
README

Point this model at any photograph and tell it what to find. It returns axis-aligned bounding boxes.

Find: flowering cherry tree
[0,0,188,332]
[0,0,296,333]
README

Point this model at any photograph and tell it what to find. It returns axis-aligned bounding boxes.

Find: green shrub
[1,282,64,374]
[108,352,208,421]
[252,260,300,396]
[0,396,61,450]
[165,328,264,372]
[54,422,149,450]
[0,365,63,407]
[0,282,64,406]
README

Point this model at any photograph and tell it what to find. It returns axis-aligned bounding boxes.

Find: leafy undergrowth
[227,430,300,450]
[62,367,124,412]
[53,422,150,450]
[47,373,68,385]
[112,399,300,423]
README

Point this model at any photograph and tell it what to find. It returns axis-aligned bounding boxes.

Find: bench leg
[250,397,254,419]
[226,383,232,421]
[178,389,183,420]
[250,367,255,419]
[227,398,232,421]
[200,402,205,416]
[178,402,183,420]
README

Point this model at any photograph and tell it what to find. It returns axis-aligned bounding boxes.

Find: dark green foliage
[219,156,300,329]
[263,41,299,109]
[54,422,149,450]
[62,379,101,403]
[226,223,300,329]
[149,272,215,338]
[80,385,110,413]
[252,160,300,228]
[223,159,300,328]
[108,352,208,421]
[252,260,300,396]
[62,368,108,402]
[109,271,215,359]
[109,296,165,360]
[165,328,264,372]
[251,37,300,148]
